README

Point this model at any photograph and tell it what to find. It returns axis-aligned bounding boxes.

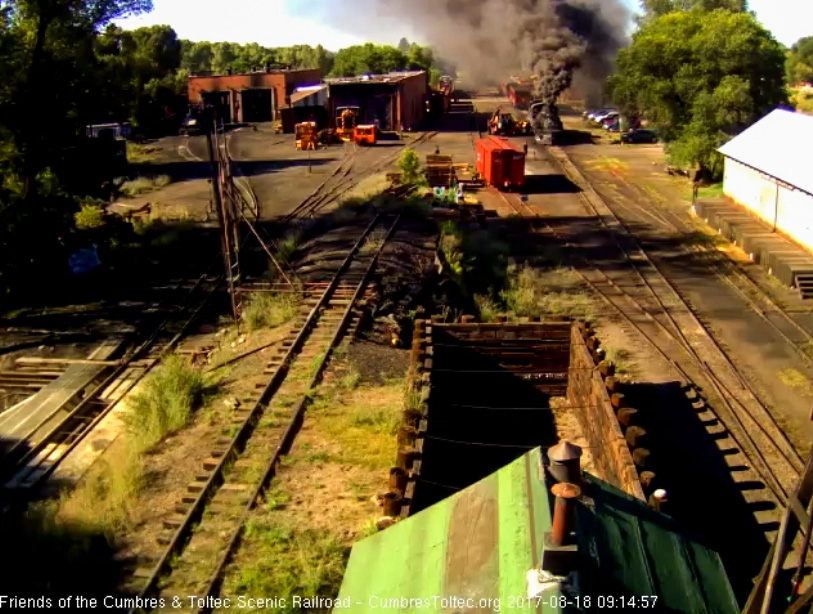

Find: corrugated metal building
[325,70,428,131]
[338,447,739,613]
[719,109,813,252]
[187,68,322,124]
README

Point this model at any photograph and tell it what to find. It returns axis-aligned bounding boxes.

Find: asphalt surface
[559,126,813,454]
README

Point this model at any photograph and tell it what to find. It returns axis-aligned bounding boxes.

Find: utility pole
[206,110,241,327]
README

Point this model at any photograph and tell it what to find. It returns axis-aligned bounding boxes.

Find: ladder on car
[744,445,813,613]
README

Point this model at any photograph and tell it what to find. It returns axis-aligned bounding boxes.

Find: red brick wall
[188,69,322,121]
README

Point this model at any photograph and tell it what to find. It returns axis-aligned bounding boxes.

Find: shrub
[74,201,106,230]
[501,265,595,320]
[124,355,207,450]
[59,441,144,532]
[242,290,302,332]
[398,148,422,184]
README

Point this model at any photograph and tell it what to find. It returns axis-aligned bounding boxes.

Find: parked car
[605,121,621,132]
[621,129,659,144]
[587,108,612,121]
[601,112,619,125]
[593,110,618,124]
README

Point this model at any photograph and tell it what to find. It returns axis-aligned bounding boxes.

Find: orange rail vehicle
[353,125,376,146]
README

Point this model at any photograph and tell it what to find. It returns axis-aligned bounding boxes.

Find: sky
[114,0,812,49]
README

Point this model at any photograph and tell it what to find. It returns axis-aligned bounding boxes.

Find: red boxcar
[476,137,526,191]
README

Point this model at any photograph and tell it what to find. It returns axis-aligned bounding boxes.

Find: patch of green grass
[119,174,171,197]
[227,521,347,609]
[126,142,159,164]
[310,351,327,378]
[349,408,399,434]
[303,450,333,465]
[778,368,813,397]
[360,228,387,254]
[318,382,403,470]
[59,440,144,533]
[123,355,212,451]
[264,488,291,512]
[501,265,595,320]
[604,346,635,377]
[338,173,392,206]
[684,183,724,202]
[242,290,302,332]
[340,368,361,390]
[474,294,499,322]
[358,519,379,539]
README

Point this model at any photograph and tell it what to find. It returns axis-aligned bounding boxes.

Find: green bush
[242,290,302,332]
[398,148,422,184]
[501,265,595,320]
[74,201,106,230]
[124,355,208,450]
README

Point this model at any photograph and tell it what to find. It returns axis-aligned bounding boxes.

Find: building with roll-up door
[325,70,428,132]
[187,68,322,124]
[718,109,813,252]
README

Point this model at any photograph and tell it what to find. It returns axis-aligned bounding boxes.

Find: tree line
[0,0,442,300]
[608,0,810,178]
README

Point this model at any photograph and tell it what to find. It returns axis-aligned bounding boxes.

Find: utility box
[476,137,525,191]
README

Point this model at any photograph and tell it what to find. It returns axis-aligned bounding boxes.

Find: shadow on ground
[411,329,560,513]
[622,381,772,605]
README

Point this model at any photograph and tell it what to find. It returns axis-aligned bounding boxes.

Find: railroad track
[595,181,813,366]
[0,276,222,500]
[496,182,802,509]
[281,131,438,223]
[122,210,402,614]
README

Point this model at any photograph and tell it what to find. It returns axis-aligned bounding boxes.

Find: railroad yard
[3,89,813,613]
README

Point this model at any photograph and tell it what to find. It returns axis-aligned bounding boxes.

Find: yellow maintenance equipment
[295,122,318,150]
[336,107,359,142]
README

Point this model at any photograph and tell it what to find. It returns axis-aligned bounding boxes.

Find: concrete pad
[767,252,813,286]
[739,234,788,263]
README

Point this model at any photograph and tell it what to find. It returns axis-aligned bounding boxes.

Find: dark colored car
[621,129,658,144]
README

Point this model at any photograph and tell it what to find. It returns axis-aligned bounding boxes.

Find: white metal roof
[718,108,813,196]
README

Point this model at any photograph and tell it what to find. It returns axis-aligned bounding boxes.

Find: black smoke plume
[298,0,630,106]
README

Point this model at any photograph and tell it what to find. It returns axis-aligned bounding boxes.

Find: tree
[608,10,786,177]
[180,40,213,73]
[331,43,408,76]
[787,36,813,85]
[638,0,747,20]
[398,148,422,184]
[398,37,410,54]
[2,0,152,197]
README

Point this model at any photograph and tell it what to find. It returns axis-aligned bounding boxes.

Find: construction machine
[335,106,360,142]
[353,125,376,146]
[488,111,532,136]
[295,121,318,150]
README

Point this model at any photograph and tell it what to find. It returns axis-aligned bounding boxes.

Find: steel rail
[497,189,796,503]
[129,210,391,610]
[196,214,401,613]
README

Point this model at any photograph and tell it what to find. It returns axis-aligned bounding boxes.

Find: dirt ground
[83,321,293,574]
